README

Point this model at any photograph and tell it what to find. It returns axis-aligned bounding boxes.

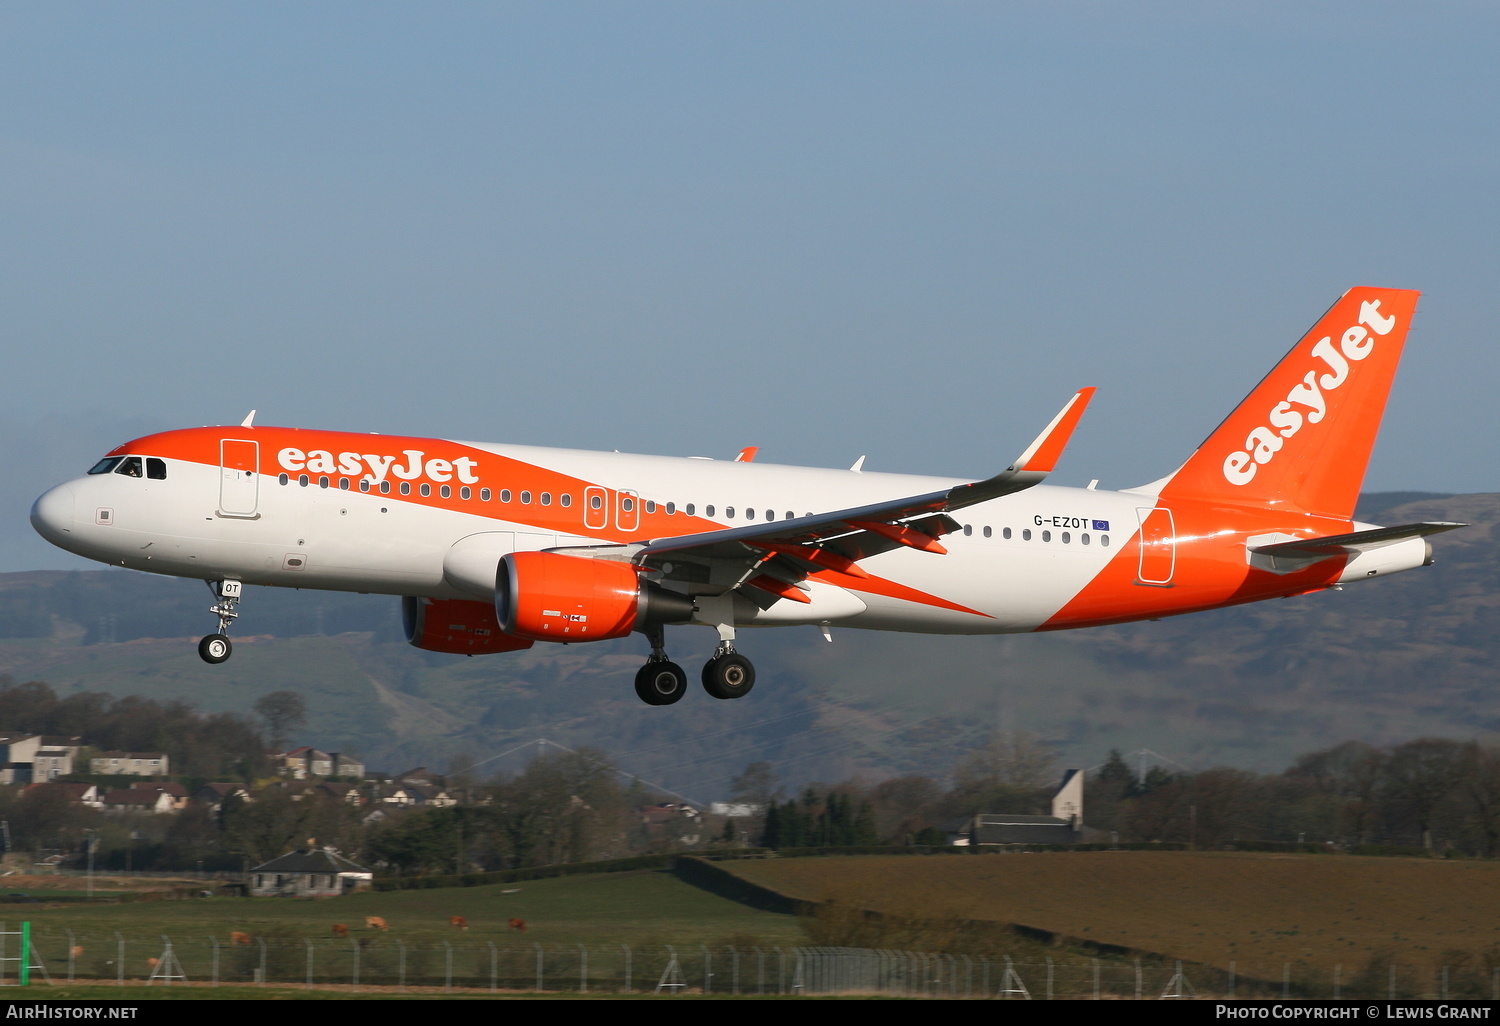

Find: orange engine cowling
[497,551,694,642]
[402,596,535,655]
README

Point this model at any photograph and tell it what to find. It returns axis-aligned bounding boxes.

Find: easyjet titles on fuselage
[277,447,481,485]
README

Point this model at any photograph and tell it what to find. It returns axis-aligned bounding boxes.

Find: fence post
[350,937,360,993]
[534,942,543,992]
[305,938,313,987]
[1092,957,1099,1000]
[488,941,497,993]
[115,932,124,986]
[444,939,453,993]
[577,943,587,994]
[18,923,28,987]
[1134,958,1141,1000]
[66,929,75,985]
[210,936,219,987]
[397,939,406,993]
[623,944,632,994]
[1335,964,1341,1000]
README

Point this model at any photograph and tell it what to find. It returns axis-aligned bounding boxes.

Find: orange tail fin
[1157,287,1420,520]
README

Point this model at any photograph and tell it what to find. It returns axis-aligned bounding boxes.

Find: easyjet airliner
[31,288,1460,705]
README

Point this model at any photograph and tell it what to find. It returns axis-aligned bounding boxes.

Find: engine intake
[496,551,694,642]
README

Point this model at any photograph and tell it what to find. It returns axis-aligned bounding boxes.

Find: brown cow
[508,918,527,933]
[450,916,468,931]
[230,931,252,946]
[69,946,84,959]
[332,923,349,939]
[364,916,389,932]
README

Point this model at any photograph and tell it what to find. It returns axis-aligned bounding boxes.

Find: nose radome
[30,484,75,545]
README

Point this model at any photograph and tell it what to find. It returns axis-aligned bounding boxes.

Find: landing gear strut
[199,579,242,664]
[634,625,687,705]
[702,642,755,700]
[633,623,756,705]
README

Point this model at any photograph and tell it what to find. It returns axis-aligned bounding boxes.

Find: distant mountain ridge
[0,492,1492,798]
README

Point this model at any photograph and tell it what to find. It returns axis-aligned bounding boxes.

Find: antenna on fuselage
[849,455,866,473]
[240,410,257,428]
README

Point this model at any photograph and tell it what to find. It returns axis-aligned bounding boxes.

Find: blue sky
[5,2,1497,570]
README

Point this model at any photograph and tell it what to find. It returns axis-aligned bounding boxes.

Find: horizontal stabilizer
[1250,522,1465,560]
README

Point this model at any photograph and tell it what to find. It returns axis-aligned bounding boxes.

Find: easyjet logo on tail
[1222,300,1398,486]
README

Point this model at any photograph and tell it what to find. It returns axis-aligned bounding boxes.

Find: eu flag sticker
[1092,520,1110,531]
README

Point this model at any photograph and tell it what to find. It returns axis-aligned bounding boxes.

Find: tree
[949,731,1058,815]
[1383,738,1467,849]
[254,691,307,751]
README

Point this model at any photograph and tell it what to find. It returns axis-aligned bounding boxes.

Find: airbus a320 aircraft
[31,287,1461,706]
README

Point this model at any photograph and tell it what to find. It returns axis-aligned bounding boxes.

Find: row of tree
[732,734,1500,855]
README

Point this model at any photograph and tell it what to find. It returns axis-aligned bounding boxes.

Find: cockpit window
[114,457,144,478]
[146,458,167,480]
[88,457,123,475]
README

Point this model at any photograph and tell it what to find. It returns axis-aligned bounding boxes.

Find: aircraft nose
[30,484,76,545]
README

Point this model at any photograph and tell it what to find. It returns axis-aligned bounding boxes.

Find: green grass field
[17,868,802,945]
[2,869,804,994]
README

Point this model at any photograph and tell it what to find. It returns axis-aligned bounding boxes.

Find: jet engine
[496,551,694,642]
[402,596,535,655]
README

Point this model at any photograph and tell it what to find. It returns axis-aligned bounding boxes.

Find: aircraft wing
[568,389,1095,606]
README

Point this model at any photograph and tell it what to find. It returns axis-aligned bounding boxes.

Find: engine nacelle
[496,551,694,642]
[402,596,535,655]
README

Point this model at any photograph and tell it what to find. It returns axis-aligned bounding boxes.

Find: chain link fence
[1,929,1497,998]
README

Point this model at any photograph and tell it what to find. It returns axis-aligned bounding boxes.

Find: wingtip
[1014,387,1096,474]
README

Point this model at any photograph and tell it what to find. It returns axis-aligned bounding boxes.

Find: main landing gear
[634,625,755,705]
[198,579,242,664]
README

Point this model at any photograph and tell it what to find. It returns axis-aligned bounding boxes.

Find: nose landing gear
[199,579,242,664]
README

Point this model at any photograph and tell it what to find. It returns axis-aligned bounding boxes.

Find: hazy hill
[0,492,1493,801]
